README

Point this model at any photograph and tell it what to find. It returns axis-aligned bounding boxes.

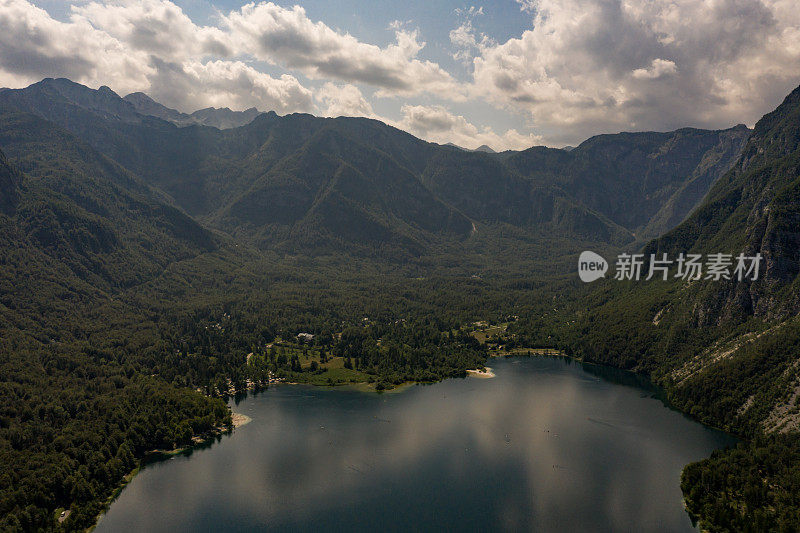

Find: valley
[0,78,798,532]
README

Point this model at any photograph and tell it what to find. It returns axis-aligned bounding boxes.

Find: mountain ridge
[124,91,262,129]
[1,78,798,533]
[0,107,217,291]
[517,83,800,532]
[0,79,752,256]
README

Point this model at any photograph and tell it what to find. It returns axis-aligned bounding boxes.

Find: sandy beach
[231,412,252,428]
[467,367,495,378]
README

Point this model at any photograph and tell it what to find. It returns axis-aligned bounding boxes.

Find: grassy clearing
[470,323,508,343]
[467,322,565,358]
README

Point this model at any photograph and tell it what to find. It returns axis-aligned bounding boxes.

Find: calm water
[96,358,735,532]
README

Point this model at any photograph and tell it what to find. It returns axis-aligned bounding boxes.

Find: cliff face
[548,86,800,444]
[638,124,751,241]
[644,85,800,324]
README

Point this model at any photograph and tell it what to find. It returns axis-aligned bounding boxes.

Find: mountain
[635,126,751,242]
[212,124,473,253]
[0,77,797,532]
[527,86,800,531]
[443,142,497,153]
[189,106,261,129]
[0,78,143,123]
[0,107,216,291]
[645,96,800,323]
[124,91,262,129]
[418,146,631,244]
[0,79,751,257]
[0,149,21,214]
[541,87,800,432]
[0,98,245,532]
[506,126,751,239]
[122,91,189,124]
[560,86,800,424]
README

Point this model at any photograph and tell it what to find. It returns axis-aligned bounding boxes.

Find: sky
[1,0,800,150]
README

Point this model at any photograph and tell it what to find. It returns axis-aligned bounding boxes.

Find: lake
[95,357,735,532]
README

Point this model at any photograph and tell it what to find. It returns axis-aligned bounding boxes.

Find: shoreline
[89,353,738,532]
[236,350,572,393]
[86,350,614,530]
[467,366,495,378]
[90,410,251,531]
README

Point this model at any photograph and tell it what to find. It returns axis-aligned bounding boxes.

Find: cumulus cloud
[515,0,537,13]
[0,0,313,113]
[0,0,466,109]
[313,85,540,151]
[471,0,800,144]
[315,82,376,118]
[146,58,313,113]
[71,0,231,59]
[0,0,154,93]
[1,0,800,147]
[222,2,464,99]
[396,104,542,151]
[632,58,677,80]
[449,6,491,65]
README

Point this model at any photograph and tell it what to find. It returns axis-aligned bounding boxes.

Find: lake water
[95,357,735,532]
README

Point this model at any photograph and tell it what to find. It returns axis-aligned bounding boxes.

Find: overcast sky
[2,0,800,150]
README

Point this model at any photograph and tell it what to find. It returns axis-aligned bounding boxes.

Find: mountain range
[0,78,750,256]
[1,77,799,532]
[123,91,262,129]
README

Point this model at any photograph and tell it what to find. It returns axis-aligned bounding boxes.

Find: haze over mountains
[0,78,751,256]
[123,92,262,130]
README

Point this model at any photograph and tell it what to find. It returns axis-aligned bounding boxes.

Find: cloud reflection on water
[97,358,734,532]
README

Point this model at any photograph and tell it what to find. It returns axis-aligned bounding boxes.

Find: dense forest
[682,434,800,532]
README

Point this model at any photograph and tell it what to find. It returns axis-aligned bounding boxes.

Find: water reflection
[96,357,734,532]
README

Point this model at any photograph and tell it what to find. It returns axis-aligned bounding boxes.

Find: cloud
[471,0,800,144]
[315,82,375,118]
[515,0,537,13]
[146,58,313,113]
[222,2,464,99]
[0,0,154,92]
[71,0,231,59]
[632,58,677,80]
[0,0,313,113]
[449,6,490,65]
[17,0,467,103]
[313,85,539,151]
[2,0,799,147]
[396,104,542,151]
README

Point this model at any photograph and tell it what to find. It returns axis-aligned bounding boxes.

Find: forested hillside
[0,137,231,530]
[0,78,749,254]
[511,86,800,531]
[3,77,798,532]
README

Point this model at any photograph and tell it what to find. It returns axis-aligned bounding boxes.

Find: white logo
[580,251,762,282]
[578,251,608,282]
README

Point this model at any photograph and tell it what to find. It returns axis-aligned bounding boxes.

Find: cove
[95,357,735,532]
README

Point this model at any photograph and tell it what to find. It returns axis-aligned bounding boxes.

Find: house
[296,332,314,342]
